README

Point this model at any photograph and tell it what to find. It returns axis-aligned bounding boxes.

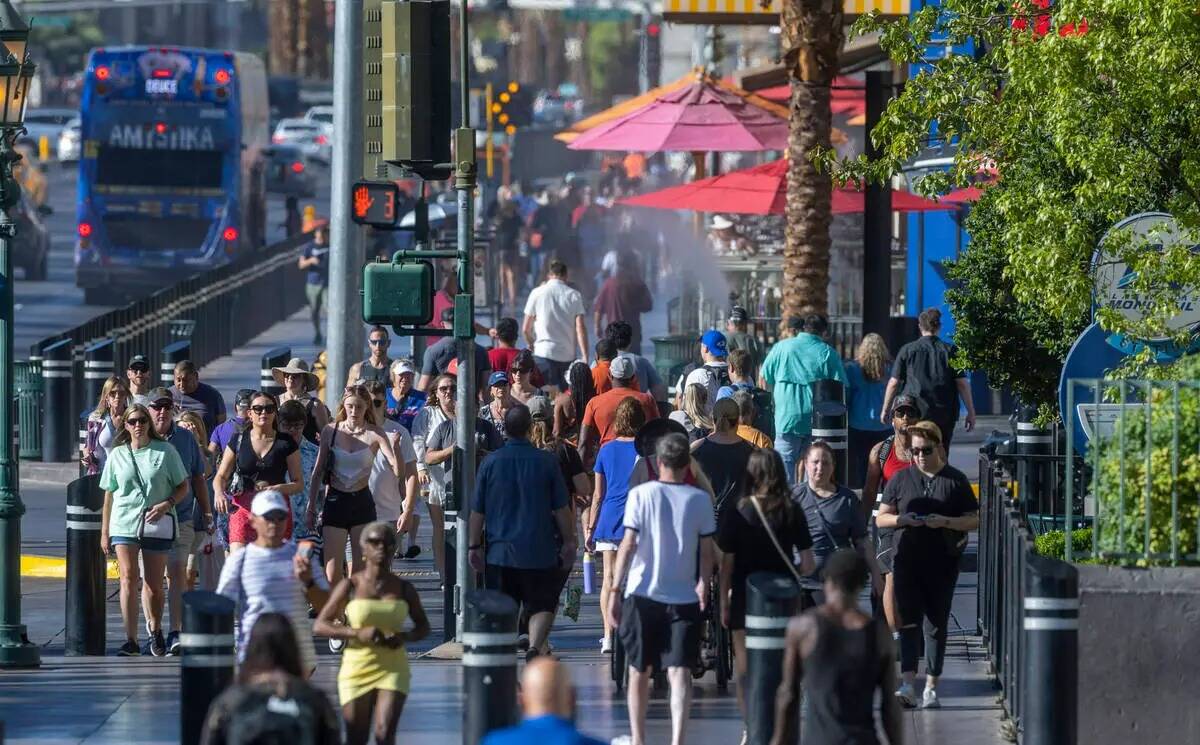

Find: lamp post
[0,0,38,669]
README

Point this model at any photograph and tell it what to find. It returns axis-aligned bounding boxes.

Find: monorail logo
[1092,212,1200,343]
[106,124,217,151]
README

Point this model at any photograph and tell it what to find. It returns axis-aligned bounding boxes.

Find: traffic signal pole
[452,0,478,645]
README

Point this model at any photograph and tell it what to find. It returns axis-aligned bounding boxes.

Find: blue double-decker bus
[75,46,269,301]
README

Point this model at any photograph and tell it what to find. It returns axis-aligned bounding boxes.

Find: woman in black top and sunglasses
[214,391,303,552]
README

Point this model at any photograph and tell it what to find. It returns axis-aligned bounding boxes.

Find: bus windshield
[95,146,224,191]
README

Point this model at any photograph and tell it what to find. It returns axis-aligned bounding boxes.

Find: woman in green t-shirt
[100,403,189,657]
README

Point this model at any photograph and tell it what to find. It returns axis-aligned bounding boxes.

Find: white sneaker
[600,636,612,654]
[895,682,917,708]
[328,637,345,654]
[922,687,941,709]
[610,737,632,745]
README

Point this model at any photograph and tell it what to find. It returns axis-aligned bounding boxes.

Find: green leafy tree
[825,0,1200,416]
[34,14,104,76]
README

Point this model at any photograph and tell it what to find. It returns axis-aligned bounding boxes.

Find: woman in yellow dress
[314,522,430,744]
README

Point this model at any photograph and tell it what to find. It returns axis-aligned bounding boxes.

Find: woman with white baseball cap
[216,489,329,676]
[274,358,329,445]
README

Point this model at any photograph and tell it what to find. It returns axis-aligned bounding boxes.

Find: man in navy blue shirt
[469,404,577,659]
[483,657,605,745]
[297,221,329,345]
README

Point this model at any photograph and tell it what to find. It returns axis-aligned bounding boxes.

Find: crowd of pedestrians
[85,196,981,745]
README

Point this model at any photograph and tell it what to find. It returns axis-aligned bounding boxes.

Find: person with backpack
[200,612,341,745]
[690,398,756,521]
[673,330,731,415]
[727,349,774,439]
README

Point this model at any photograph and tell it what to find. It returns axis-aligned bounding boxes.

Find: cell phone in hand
[910,514,928,523]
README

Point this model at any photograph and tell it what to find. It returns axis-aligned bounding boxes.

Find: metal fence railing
[26,231,314,461]
[1064,378,1200,564]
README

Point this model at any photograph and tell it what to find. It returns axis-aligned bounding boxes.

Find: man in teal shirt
[761,314,847,484]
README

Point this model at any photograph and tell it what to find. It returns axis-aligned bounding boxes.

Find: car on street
[272,118,330,164]
[56,116,81,164]
[533,84,584,127]
[12,192,51,281]
[304,105,334,134]
[264,144,316,198]
[23,108,77,154]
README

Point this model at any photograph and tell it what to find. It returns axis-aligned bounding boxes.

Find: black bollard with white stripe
[65,474,105,656]
[462,589,518,745]
[1016,404,1052,513]
[41,338,75,463]
[161,340,191,387]
[811,379,849,484]
[1022,553,1078,745]
[82,339,116,415]
[260,347,291,396]
[744,572,801,745]
[180,591,236,745]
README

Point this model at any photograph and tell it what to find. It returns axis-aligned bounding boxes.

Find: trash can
[651,334,699,394]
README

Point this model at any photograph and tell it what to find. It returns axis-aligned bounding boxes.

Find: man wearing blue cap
[674,330,732,416]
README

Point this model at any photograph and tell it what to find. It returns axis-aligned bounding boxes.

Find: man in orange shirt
[591,339,640,395]
[578,356,658,464]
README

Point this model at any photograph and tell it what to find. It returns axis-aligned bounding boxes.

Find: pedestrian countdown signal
[351,180,400,227]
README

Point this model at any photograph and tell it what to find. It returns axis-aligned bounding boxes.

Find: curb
[21,554,119,580]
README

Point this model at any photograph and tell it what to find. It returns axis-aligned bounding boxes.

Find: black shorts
[321,486,377,530]
[484,564,564,615]
[619,595,702,673]
[875,528,896,574]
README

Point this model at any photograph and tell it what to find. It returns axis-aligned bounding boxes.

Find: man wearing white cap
[707,215,752,256]
[216,490,329,675]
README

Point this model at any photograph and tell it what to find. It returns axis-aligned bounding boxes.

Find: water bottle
[582,552,595,594]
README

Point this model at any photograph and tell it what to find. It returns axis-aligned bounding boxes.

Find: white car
[304,105,333,129]
[57,116,81,164]
[272,118,330,164]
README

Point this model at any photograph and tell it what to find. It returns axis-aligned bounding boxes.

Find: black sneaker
[166,630,181,656]
[149,630,167,657]
[404,545,421,560]
[117,639,141,656]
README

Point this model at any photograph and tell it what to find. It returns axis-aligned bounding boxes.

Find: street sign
[1076,402,1149,443]
[663,0,910,25]
[563,7,630,22]
[351,180,400,227]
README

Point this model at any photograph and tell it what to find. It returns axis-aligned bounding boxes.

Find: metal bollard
[1022,553,1078,745]
[82,338,116,414]
[1016,404,1052,513]
[161,340,192,386]
[811,378,849,484]
[180,591,236,745]
[65,474,105,655]
[744,572,801,745]
[41,338,75,462]
[260,346,291,396]
[442,509,457,643]
[462,589,519,745]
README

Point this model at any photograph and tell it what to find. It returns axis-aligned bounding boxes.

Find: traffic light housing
[378,0,451,177]
[362,259,435,327]
[492,80,531,134]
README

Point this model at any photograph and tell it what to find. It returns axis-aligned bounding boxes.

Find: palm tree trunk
[781,0,844,327]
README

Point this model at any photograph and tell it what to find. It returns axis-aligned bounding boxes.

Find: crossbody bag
[130,444,177,542]
[749,496,803,585]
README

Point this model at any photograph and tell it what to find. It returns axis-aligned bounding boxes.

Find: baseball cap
[728,306,748,324]
[488,371,510,387]
[701,330,728,358]
[609,355,635,380]
[892,394,924,418]
[127,354,150,371]
[250,490,289,517]
[528,395,552,422]
[391,359,416,376]
[147,387,174,406]
[235,388,257,410]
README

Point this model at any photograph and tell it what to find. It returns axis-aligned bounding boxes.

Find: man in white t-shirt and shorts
[523,259,589,392]
[607,432,716,745]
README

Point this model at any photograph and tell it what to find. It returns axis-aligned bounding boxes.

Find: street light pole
[0,1,39,669]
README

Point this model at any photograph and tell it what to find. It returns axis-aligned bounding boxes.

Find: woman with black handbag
[794,440,883,607]
[716,448,815,739]
[99,403,190,657]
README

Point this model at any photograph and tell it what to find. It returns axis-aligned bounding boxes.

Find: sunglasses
[148,401,173,411]
[260,510,288,523]
[125,417,149,427]
[894,409,919,419]
[437,385,456,393]
[251,404,277,414]
[911,445,937,456]
[364,535,387,545]
[368,338,389,346]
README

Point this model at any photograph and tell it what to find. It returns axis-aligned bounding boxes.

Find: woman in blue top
[585,397,646,654]
[845,333,893,490]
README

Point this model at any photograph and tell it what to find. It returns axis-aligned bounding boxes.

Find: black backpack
[221,688,322,745]
[702,363,732,390]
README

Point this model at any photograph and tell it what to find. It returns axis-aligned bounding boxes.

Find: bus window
[95,147,224,191]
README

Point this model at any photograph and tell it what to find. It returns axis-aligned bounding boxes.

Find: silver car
[57,116,81,163]
[24,108,77,154]
[271,118,330,164]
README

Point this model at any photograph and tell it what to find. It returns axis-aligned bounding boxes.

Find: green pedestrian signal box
[362,260,435,327]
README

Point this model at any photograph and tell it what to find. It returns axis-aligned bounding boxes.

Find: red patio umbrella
[567,77,788,153]
[940,185,984,204]
[617,159,955,216]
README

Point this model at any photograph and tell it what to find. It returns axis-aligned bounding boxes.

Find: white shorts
[594,541,619,552]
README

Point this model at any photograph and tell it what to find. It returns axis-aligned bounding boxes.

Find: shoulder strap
[879,435,894,465]
[127,443,151,499]
[749,497,804,584]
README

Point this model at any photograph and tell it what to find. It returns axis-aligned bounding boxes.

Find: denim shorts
[111,535,175,554]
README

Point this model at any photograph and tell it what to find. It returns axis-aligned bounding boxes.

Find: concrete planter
[1076,564,1200,744]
